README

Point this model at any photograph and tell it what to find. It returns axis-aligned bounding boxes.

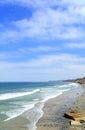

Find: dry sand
[36,85,85,130]
[1,84,85,130]
[2,84,84,130]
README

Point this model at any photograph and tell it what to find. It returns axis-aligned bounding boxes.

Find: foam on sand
[2,103,37,121]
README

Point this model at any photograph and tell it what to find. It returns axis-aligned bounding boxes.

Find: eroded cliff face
[74,77,85,84]
[64,77,85,85]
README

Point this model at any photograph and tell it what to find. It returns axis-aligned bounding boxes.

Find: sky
[0,0,85,81]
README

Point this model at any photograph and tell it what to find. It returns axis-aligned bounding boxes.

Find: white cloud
[0,45,60,61]
[0,30,19,43]
[67,43,85,48]
[0,0,60,8]
[1,0,85,7]
[0,53,85,81]
[62,0,85,6]
[0,0,85,42]
[0,53,7,59]
[0,0,85,81]
[18,45,59,54]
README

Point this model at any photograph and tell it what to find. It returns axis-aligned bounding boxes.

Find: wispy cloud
[18,45,60,54]
[1,53,85,68]
[0,0,85,81]
[0,45,60,62]
[0,30,19,44]
[0,53,85,81]
[1,0,85,7]
[0,0,60,8]
[0,53,8,60]
[0,0,85,43]
[66,43,85,49]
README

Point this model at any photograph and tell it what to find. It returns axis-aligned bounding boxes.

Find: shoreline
[21,83,80,130]
[36,84,84,130]
[0,83,84,130]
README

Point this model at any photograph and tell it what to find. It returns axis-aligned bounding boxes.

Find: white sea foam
[29,89,71,130]
[0,89,40,100]
[0,82,79,124]
[3,89,70,122]
[53,85,58,88]
[41,92,63,103]
[33,99,39,101]
[59,83,78,89]
[68,83,79,87]
[59,85,68,88]
[3,103,37,121]
[29,88,71,130]
[42,88,71,103]
[26,102,44,130]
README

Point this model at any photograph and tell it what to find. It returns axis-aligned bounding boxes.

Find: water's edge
[0,82,82,130]
[22,83,83,130]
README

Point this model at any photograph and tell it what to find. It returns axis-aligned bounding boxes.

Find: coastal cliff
[64,77,85,85]
[74,77,85,84]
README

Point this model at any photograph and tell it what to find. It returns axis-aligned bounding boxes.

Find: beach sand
[70,88,85,130]
[0,84,85,130]
[36,85,84,130]
[0,116,28,130]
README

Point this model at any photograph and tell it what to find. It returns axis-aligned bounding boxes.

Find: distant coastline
[64,77,85,85]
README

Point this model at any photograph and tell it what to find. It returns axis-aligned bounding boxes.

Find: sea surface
[0,81,79,129]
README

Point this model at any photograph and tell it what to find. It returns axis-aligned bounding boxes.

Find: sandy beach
[36,85,85,130]
[0,83,85,130]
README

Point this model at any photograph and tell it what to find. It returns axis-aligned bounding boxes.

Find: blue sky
[0,0,85,81]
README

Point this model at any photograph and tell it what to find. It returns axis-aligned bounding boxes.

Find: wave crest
[0,89,40,100]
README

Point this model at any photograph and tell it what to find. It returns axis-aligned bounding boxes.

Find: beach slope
[36,86,84,130]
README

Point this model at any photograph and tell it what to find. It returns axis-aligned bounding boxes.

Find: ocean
[0,81,79,130]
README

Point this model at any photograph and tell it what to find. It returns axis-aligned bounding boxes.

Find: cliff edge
[64,77,85,85]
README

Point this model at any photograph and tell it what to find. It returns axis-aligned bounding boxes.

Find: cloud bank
[0,0,85,43]
[0,53,85,81]
[0,0,85,81]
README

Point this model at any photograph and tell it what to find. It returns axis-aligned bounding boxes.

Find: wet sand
[0,116,28,130]
[36,85,84,130]
[0,85,84,130]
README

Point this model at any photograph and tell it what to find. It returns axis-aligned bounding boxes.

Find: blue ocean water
[0,81,78,123]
